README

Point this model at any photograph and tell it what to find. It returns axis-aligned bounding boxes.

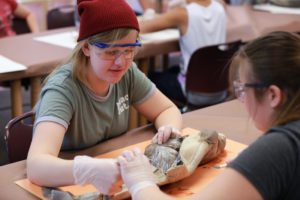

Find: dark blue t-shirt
[229,120,300,200]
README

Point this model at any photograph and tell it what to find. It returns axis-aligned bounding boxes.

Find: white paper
[0,55,26,73]
[253,4,300,15]
[34,29,179,48]
[34,31,78,49]
[140,29,180,44]
[34,29,180,49]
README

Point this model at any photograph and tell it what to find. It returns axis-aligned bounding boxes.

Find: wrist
[145,8,155,12]
[73,155,94,185]
[158,125,180,133]
[129,181,157,198]
[143,8,155,20]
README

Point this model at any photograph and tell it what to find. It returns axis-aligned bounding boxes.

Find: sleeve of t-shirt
[228,132,296,200]
[7,0,18,11]
[34,88,74,130]
[128,62,156,105]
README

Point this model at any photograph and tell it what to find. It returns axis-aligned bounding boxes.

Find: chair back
[12,17,30,35]
[183,40,243,111]
[4,111,35,163]
[186,40,242,94]
[47,5,75,30]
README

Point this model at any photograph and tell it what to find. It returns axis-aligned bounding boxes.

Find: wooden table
[0,100,262,200]
[225,5,300,42]
[1,5,300,118]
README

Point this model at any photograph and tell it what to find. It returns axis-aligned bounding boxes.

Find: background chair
[47,5,75,30]
[4,111,34,163]
[183,40,243,112]
[12,17,30,35]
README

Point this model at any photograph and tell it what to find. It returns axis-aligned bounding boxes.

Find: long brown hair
[230,31,300,125]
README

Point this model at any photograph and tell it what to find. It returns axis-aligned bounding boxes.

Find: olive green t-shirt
[34,63,155,150]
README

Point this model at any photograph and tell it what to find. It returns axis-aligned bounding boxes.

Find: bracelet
[130,181,157,198]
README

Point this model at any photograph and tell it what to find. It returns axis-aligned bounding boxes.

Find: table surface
[0,100,262,200]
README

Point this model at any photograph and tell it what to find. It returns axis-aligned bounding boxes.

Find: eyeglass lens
[101,47,137,60]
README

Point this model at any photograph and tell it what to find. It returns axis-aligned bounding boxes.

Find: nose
[114,52,127,65]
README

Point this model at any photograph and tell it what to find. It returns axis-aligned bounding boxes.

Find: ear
[82,42,91,57]
[268,85,283,108]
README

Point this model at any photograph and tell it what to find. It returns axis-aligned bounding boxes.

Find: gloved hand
[142,8,156,20]
[73,156,122,195]
[152,125,181,144]
[118,148,157,198]
[168,0,186,9]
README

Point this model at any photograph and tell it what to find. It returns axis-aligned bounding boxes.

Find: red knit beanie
[77,0,140,41]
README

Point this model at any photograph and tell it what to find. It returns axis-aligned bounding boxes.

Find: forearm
[140,14,173,33]
[140,20,159,33]
[26,13,39,33]
[154,105,182,131]
[133,184,175,200]
[27,154,74,186]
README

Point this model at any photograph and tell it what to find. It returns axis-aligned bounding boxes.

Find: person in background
[141,0,226,108]
[0,0,39,38]
[169,0,227,8]
[168,0,187,8]
[118,31,300,200]
[227,0,267,5]
[26,0,182,196]
[127,0,156,20]
[73,3,80,29]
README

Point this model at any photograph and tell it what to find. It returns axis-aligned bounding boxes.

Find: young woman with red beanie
[26,0,182,195]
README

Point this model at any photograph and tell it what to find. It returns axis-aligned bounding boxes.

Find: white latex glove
[168,0,186,9]
[73,156,122,195]
[142,8,156,20]
[118,148,157,198]
[152,125,181,144]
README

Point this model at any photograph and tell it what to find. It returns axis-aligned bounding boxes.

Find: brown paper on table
[15,127,247,199]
